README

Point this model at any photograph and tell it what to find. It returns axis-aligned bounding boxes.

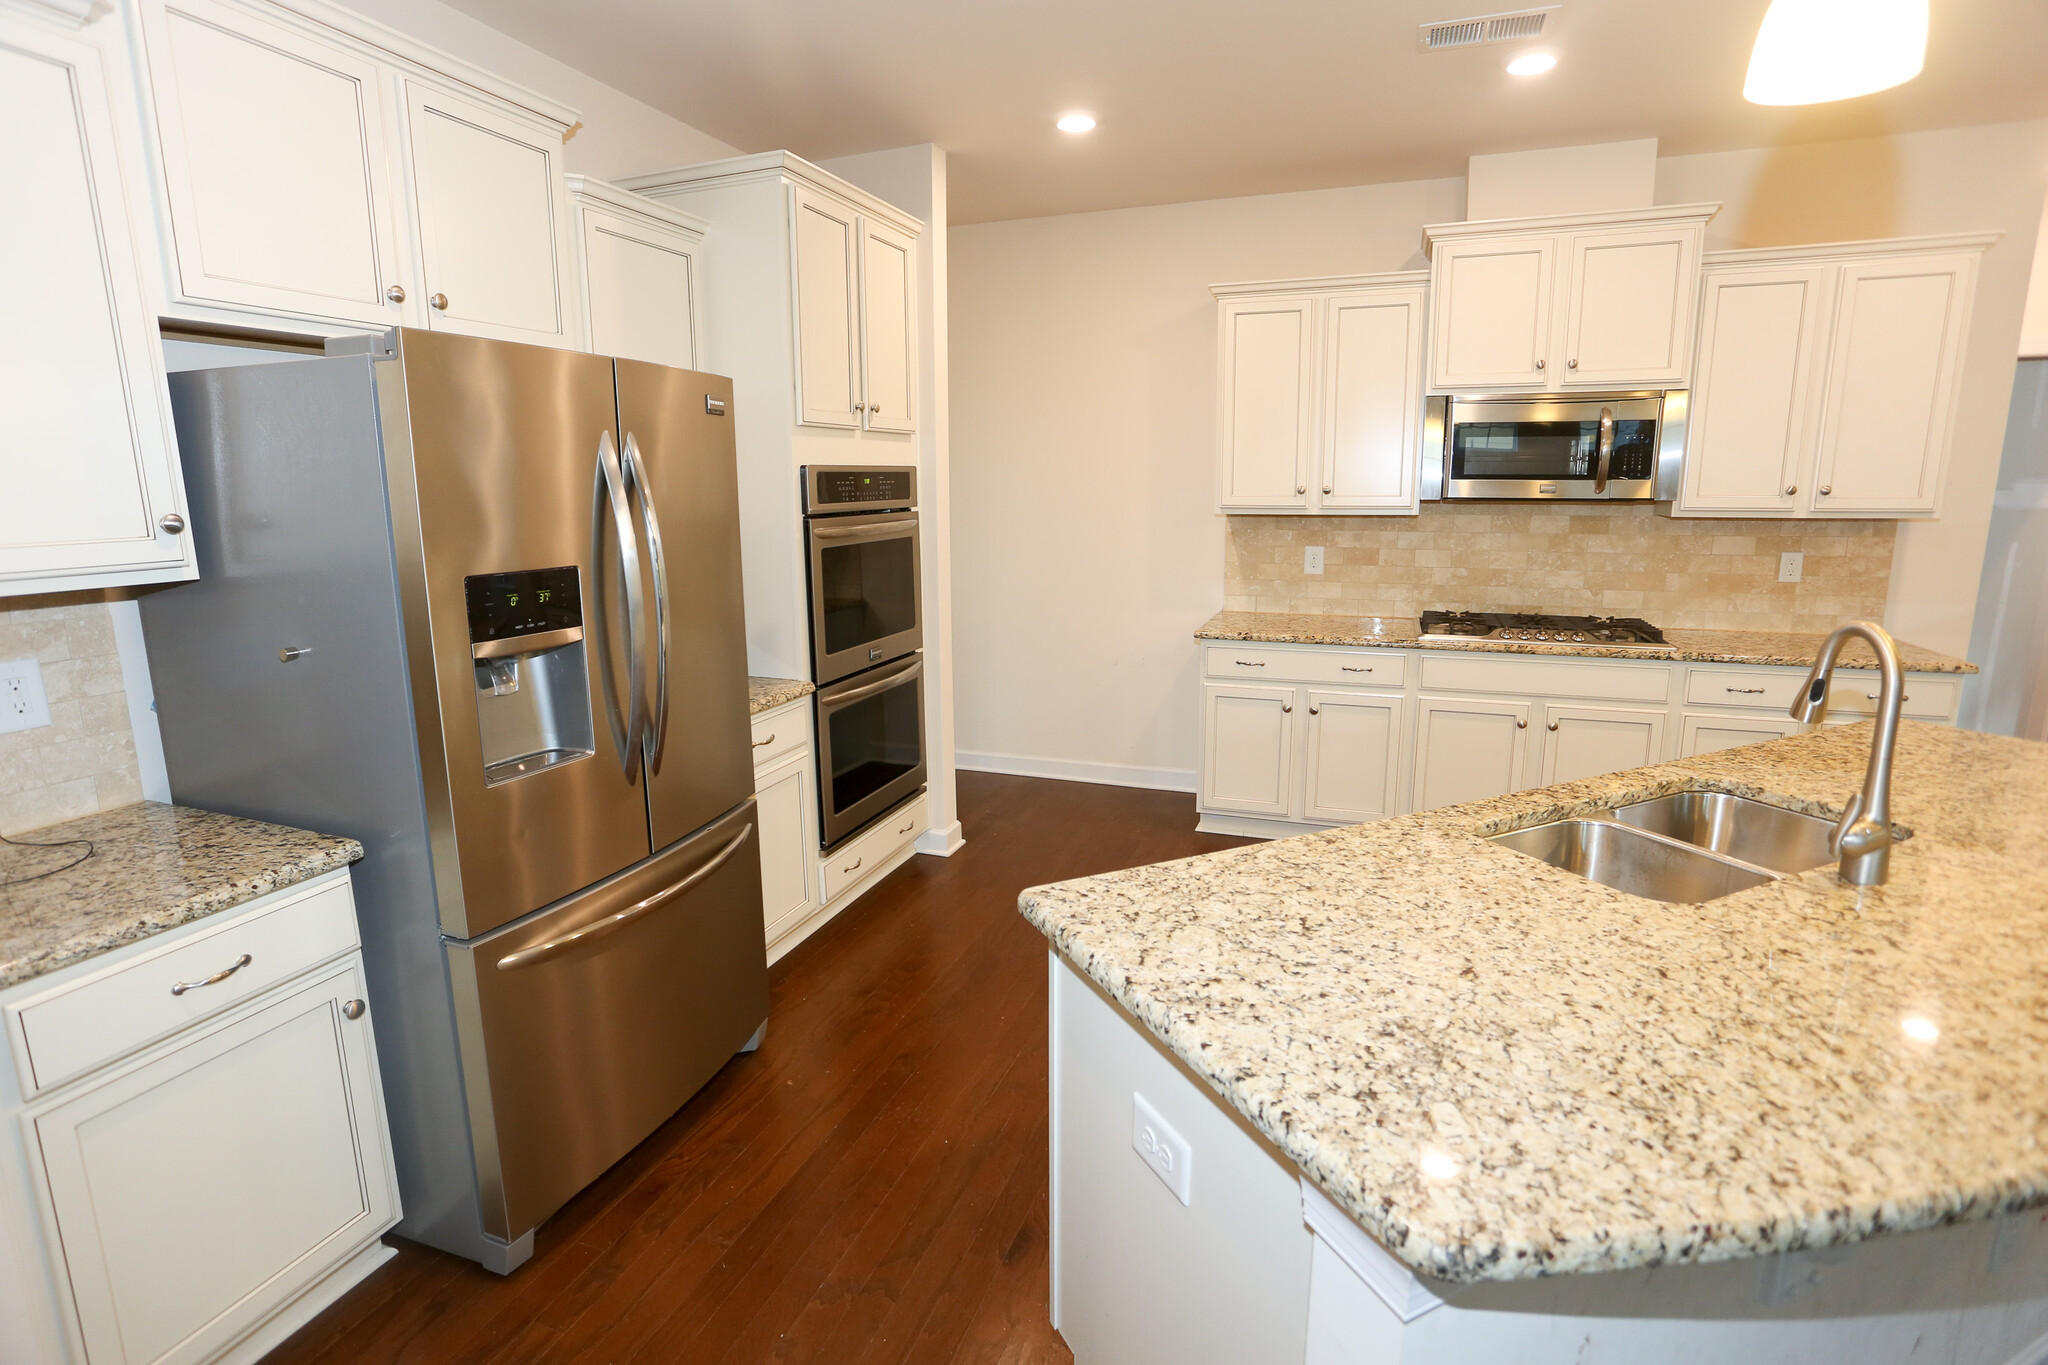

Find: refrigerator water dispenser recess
[465,566,595,785]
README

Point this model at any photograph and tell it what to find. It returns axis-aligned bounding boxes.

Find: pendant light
[1744,0,1928,106]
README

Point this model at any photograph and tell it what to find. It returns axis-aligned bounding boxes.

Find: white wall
[2026,209,2048,359]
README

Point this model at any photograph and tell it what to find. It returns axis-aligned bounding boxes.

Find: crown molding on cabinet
[619,151,925,238]
[1210,270,1430,298]
[1423,201,1721,253]
[565,175,710,239]
[1701,230,2003,269]
[3,0,97,25]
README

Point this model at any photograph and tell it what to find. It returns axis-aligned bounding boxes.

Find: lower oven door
[815,654,927,848]
[807,510,923,684]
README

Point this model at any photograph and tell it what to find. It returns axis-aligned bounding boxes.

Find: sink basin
[1489,819,1781,904]
[1609,792,1836,875]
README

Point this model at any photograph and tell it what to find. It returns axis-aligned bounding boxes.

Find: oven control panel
[804,465,916,513]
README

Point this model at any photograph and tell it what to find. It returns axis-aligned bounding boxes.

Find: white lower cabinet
[1537,703,1667,786]
[1679,711,1806,757]
[755,751,817,946]
[1301,691,1405,823]
[1412,695,1529,811]
[1200,685,1297,816]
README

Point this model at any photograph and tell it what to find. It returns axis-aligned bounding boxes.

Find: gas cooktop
[1418,611,1666,647]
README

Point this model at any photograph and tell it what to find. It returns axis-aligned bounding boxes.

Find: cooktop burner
[1419,611,1666,647]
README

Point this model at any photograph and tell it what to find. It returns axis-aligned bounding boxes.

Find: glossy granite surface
[1195,609,1977,672]
[749,676,815,715]
[1019,723,2047,1282]
[0,803,361,991]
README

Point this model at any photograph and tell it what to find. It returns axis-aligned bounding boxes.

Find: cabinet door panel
[1202,685,1296,816]
[1537,704,1666,786]
[791,187,860,427]
[404,82,569,344]
[1319,288,1424,511]
[1559,228,1698,387]
[1812,254,1976,515]
[33,960,395,1365]
[150,0,401,325]
[1679,712,1804,757]
[1681,267,1825,514]
[1218,297,1314,508]
[1430,237,1552,388]
[756,754,816,943]
[1303,690,1404,823]
[1413,696,1528,811]
[0,21,193,593]
[580,208,697,368]
[860,217,917,434]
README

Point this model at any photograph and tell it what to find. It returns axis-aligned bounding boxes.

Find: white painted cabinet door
[1317,287,1425,512]
[143,0,404,327]
[755,752,816,946]
[31,959,396,1365]
[402,80,573,346]
[0,18,195,596]
[1811,252,1977,516]
[1302,690,1405,823]
[1679,712,1805,757]
[1679,266,1827,515]
[859,216,917,434]
[1536,703,1667,786]
[1429,236,1554,389]
[790,186,860,427]
[1557,226,1700,388]
[1412,695,1530,812]
[1218,296,1315,509]
[1201,685,1297,816]
[577,205,698,368]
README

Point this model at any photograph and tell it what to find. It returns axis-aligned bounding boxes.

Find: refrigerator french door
[140,329,765,1274]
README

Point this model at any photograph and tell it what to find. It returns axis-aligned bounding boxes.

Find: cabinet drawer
[750,706,809,772]
[821,793,926,903]
[1684,669,1957,721]
[8,873,359,1095]
[1204,645,1404,687]
[1418,652,1670,702]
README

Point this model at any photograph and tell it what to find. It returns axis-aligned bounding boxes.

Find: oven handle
[810,518,919,541]
[1593,406,1615,494]
[494,824,754,972]
[818,656,923,710]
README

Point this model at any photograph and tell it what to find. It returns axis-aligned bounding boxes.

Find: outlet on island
[1132,1092,1193,1205]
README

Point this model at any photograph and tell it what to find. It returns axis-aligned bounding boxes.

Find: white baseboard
[1195,811,1339,839]
[915,820,964,856]
[956,749,1196,794]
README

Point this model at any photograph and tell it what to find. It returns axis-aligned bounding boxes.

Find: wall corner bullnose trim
[1301,1176,1447,1323]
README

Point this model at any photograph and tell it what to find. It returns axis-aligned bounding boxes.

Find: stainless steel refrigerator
[139,328,767,1274]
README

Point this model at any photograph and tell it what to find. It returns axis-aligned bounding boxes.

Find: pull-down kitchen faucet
[1791,621,1904,886]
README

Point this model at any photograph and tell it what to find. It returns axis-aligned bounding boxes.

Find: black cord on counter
[0,830,96,887]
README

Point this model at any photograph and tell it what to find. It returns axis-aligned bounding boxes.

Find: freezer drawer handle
[495,825,755,972]
[171,954,251,996]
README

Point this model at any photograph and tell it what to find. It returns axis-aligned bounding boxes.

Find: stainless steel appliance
[1423,391,1688,501]
[1419,610,1667,647]
[139,329,766,1275]
[802,465,927,847]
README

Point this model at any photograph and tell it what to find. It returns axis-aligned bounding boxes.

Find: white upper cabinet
[1217,295,1315,509]
[1424,204,1716,393]
[568,176,705,369]
[1320,284,1427,511]
[859,217,917,434]
[139,0,403,327]
[1679,265,1826,514]
[0,12,194,598]
[790,185,861,427]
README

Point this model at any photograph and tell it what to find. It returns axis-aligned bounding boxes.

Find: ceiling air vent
[1418,6,1560,51]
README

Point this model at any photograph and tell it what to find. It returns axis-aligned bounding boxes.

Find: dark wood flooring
[268,771,1251,1364]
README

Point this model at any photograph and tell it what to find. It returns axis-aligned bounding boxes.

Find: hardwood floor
[268,772,1252,1365]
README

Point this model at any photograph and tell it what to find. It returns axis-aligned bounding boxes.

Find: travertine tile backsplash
[0,602,142,836]
[1224,504,1896,632]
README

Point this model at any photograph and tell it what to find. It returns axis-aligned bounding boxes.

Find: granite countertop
[1195,609,1977,673]
[749,676,815,715]
[0,803,362,992]
[1019,723,2048,1284]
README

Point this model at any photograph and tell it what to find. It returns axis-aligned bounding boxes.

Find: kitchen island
[1021,722,2048,1364]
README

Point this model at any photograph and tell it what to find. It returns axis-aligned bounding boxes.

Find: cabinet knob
[1515,717,1528,729]
[1308,704,1320,716]
[279,646,311,662]
[1547,720,1559,731]
[1534,358,1546,370]
[1818,485,1832,496]
[429,292,449,310]
[342,999,367,1020]
[1784,485,1798,496]
[385,284,406,304]
[1281,703,1293,714]
[870,402,881,415]
[1296,484,1306,495]
[1322,484,1333,495]
[158,512,185,535]
[1568,358,1578,369]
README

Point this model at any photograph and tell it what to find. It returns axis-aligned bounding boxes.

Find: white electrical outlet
[1304,545,1325,575]
[1778,551,1804,584]
[0,658,52,736]
[1131,1092,1192,1205]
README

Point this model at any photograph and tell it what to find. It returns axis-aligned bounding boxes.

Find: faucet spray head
[1789,674,1827,724]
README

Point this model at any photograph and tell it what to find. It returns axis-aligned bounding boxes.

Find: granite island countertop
[1196,609,1978,672]
[1019,722,2047,1283]
[0,803,362,991]
[749,676,815,715]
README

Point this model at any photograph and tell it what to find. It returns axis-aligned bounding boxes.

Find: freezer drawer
[445,799,768,1241]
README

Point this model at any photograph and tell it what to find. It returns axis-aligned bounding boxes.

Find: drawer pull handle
[171,954,251,996]
[1234,659,1265,667]
[1726,686,1765,695]
[843,856,863,874]
[1866,692,1908,703]
[752,732,775,747]
[898,818,916,834]
[342,999,367,1020]
[1341,665,1371,673]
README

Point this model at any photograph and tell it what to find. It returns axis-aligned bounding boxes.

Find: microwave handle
[1593,406,1615,494]
[820,656,923,709]
[810,517,918,540]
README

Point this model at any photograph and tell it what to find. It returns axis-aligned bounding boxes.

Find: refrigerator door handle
[590,429,646,776]
[621,431,671,773]
[493,823,754,971]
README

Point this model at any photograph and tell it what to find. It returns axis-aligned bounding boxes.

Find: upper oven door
[1441,394,1663,500]
[806,509,923,683]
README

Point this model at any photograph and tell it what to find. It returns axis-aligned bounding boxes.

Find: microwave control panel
[804,465,916,513]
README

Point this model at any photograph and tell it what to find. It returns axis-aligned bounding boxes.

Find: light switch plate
[1304,545,1325,575]
[0,658,52,736]
[1778,551,1804,584]
[1132,1092,1192,1205]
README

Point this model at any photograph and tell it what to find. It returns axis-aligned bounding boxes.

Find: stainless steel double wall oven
[803,466,927,848]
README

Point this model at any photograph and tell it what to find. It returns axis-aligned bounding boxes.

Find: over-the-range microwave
[1422,390,1688,502]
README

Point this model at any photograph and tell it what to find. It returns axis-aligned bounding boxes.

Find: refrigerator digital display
[465,566,582,642]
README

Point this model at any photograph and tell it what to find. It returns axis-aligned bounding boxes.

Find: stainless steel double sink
[1489,792,1837,904]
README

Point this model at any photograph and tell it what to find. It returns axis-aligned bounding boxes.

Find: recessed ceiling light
[1056,112,1097,133]
[1745,0,1927,105]
[1505,51,1557,76]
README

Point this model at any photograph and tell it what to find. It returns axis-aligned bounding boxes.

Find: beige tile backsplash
[1224,504,1896,632]
[0,602,141,836]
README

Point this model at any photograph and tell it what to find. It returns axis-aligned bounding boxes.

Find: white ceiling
[440,0,2048,223]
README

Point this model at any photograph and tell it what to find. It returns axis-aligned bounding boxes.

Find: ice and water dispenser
[465,566,596,785]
